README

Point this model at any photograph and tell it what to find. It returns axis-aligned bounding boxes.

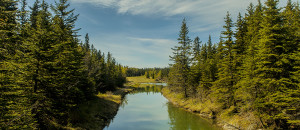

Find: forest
[1,0,300,129]
[1,0,126,128]
[167,0,299,129]
[126,67,169,81]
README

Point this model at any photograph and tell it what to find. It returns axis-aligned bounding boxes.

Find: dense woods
[167,0,299,129]
[1,0,299,129]
[0,0,126,128]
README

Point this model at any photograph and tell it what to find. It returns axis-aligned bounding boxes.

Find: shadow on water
[167,102,220,130]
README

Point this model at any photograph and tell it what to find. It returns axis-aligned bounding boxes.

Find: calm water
[105,85,218,130]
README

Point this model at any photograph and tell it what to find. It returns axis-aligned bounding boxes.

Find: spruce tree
[0,0,36,128]
[47,0,84,125]
[253,0,297,128]
[19,0,28,26]
[168,19,192,98]
[189,36,201,96]
[212,12,237,108]
[234,13,247,55]
[207,35,213,59]
[235,1,263,110]
[30,0,40,28]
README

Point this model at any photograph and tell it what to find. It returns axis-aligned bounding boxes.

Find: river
[104,85,219,130]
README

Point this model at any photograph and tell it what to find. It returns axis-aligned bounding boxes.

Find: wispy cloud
[71,0,294,68]
[91,33,175,67]
[71,0,253,17]
[71,0,262,35]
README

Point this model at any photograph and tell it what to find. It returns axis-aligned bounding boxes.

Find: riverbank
[68,76,153,129]
[126,76,164,87]
[69,87,133,129]
[161,87,260,130]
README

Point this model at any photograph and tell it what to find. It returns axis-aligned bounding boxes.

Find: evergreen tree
[84,33,90,51]
[207,35,213,59]
[168,19,192,98]
[19,0,28,26]
[145,71,149,78]
[234,13,247,55]
[46,0,84,125]
[188,36,201,96]
[29,0,40,28]
[0,0,36,128]
[253,0,297,128]
[212,12,237,108]
[192,36,201,62]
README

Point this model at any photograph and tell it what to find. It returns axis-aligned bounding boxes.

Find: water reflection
[106,85,218,130]
[167,102,218,130]
[131,85,164,94]
[140,82,168,86]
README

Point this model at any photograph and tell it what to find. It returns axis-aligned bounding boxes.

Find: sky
[27,0,297,68]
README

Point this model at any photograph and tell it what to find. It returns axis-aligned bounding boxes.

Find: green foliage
[169,19,192,98]
[212,12,239,108]
[168,0,300,129]
[0,0,126,128]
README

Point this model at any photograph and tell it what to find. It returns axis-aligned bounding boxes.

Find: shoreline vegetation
[2,0,299,129]
[1,0,128,129]
[162,87,250,130]
[126,76,165,87]
[69,87,133,130]
[68,76,157,129]
[166,0,299,129]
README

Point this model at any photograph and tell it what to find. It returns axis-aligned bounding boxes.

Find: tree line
[168,0,299,129]
[125,67,169,80]
[0,0,126,129]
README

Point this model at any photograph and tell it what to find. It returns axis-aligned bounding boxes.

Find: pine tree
[253,0,297,128]
[30,0,40,28]
[84,33,90,51]
[235,1,263,111]
[207,35,213,59]
[0,0,36,128]
[198,36,218,101]
[212,12,237,108]
[19,0,28,26]
[44,0,85,125]
[168,19,192,98]
[192,36,201,62]
[189,36,201,97]
[234,13,247,55]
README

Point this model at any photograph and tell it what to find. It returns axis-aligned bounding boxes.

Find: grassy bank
[162,87,260,130]
[69,87,132,129]
[126,76,159,87]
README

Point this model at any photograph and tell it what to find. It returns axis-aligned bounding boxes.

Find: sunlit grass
[97,91,122,104]
[127,76,156,83]
[162,87,261,129]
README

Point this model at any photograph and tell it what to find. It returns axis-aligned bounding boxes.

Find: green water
[105,85,219,130]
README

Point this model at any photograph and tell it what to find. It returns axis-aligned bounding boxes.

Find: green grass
[161,87,261,129]
[127,76,157,83]
[125,76,158,87]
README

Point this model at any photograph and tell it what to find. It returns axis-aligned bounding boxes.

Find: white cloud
[71,0,295,68]
[91,33,175,67]
[71,0,258,16]
[71,0,293,33]
[71,0,118,6]
[70,0,261,34]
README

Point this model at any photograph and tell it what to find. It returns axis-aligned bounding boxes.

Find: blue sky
[27,0,296,68]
